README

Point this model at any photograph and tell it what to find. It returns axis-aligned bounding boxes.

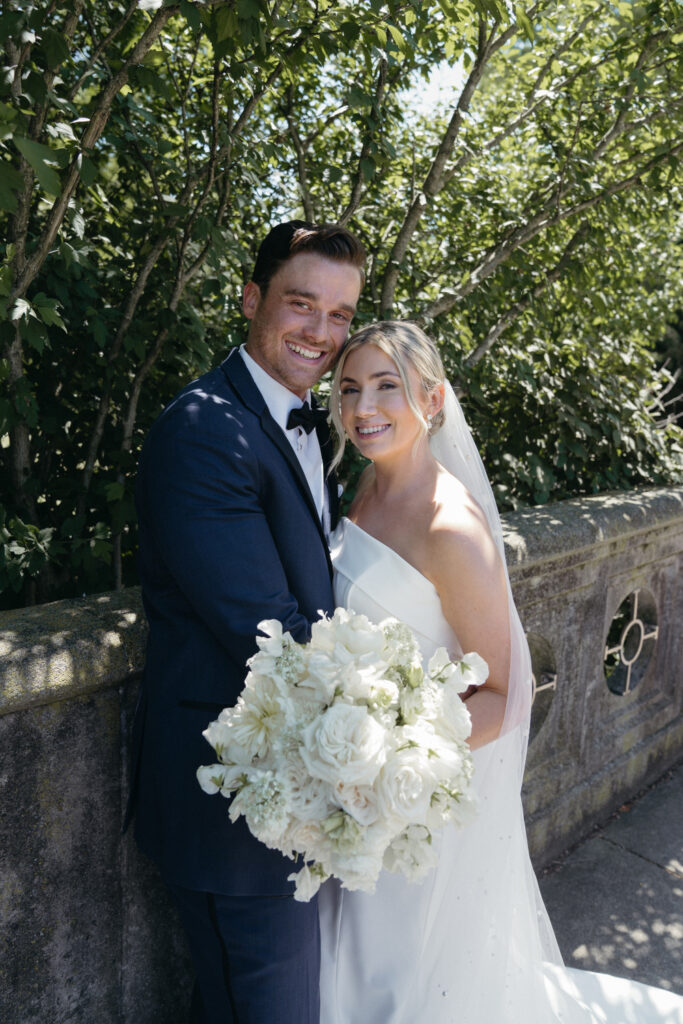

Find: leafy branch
[379,2,546,315]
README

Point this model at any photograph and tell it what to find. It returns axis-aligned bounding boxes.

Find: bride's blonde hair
[329,320,446,470]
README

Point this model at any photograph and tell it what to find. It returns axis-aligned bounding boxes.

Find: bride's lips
[286,340,326,362]
[356,424,390,438]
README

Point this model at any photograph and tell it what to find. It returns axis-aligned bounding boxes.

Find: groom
[129,221,365,1023]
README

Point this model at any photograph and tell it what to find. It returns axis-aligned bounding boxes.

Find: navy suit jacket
[129,348,339,894]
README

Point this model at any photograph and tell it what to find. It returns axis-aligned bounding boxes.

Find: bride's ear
[428,382,445,419]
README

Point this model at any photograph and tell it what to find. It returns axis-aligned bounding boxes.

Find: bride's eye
[340,385,358,395]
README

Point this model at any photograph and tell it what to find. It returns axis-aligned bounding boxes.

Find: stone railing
[1,486,682,1024]
[506,487,683,862]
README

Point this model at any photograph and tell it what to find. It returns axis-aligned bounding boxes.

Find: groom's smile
[243,251,362,398]
[286,340,326,362]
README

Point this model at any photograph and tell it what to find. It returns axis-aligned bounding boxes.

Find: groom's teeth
[287,342,323,360]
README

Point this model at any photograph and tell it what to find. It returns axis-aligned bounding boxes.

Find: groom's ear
[243,281,261,319]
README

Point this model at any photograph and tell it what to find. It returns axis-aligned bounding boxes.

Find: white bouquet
[197,608,487,901]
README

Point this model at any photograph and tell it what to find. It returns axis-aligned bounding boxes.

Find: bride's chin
[353,440,388,458]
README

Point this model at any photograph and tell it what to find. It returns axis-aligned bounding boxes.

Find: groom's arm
[138,413,313,672]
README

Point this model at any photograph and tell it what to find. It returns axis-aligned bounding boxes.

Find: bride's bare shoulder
[432,468,489,534]
[427,468,500,578]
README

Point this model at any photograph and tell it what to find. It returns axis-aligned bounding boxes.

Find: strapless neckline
[330,516,459,663]
[338,517,439,598]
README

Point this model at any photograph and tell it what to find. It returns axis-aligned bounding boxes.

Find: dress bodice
[329,517,463,663]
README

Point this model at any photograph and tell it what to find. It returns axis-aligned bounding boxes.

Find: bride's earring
[427,413,433,431]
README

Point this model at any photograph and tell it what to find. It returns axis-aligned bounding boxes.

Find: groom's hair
[251,221,366,294]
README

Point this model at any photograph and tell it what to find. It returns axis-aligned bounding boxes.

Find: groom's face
[243,251,362,398]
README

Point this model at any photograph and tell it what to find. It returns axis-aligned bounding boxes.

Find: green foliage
[655,310,683,424]
[0,508,63,595]
[467,334,683,509]
[1,0,682,608]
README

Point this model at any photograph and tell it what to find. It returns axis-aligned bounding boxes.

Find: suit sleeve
[137,410,312,671]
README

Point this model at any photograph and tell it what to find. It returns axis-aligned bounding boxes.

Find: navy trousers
[168,884,321,1024]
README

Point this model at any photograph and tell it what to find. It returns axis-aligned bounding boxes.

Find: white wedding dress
[318,516,683,1024]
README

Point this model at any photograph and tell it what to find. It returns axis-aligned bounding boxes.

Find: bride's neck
[369,445,439,503]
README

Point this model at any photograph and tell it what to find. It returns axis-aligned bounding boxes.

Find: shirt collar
[239,345,310,434]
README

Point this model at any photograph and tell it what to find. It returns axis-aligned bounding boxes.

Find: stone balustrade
[1,486,682,1024]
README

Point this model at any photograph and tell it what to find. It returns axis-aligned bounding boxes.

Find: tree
[1,0,682,606]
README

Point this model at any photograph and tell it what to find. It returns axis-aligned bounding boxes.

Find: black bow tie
[287,402,328,435]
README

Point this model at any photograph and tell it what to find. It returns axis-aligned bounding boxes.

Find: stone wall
[507,487,683,863]
[0,590,191,1023]
[1,486,682,1024]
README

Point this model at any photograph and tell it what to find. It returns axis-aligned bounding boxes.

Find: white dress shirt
[240,346,329,533]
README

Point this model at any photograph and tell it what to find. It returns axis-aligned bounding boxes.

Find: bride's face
[339,344,432,461]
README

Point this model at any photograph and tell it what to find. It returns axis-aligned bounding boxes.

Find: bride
[317,320,683,1024]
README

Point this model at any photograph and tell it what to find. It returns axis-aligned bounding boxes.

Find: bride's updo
[329,320,447,465]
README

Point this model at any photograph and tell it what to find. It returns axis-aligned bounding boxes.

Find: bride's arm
[427,499,511,751]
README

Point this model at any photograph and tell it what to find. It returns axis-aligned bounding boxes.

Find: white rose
[334,781,379,826]
[284,819,328,860]
[300,703,388,786]
[375,741,440,825]
[298,649,340,703]
[281,753,333,822]
[331,609,387,661]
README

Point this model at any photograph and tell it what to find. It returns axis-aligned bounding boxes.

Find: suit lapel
[314,407,340,531]
[221,350,334,577]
